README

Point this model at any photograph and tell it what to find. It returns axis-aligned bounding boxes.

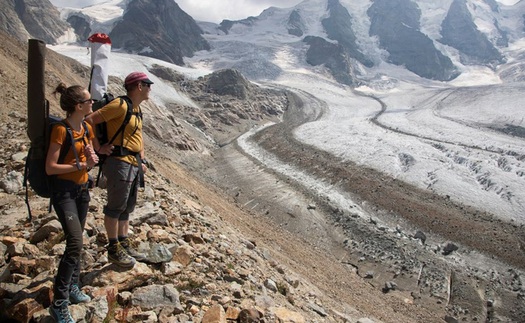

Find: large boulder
[206,69,253,100]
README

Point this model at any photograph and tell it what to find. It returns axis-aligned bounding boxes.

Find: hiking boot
[69,284,91,304]
[107,243,136,268]
[49,299,75,323]
[120,237,148,262]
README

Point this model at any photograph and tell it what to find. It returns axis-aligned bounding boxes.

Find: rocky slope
[200,89,525,323]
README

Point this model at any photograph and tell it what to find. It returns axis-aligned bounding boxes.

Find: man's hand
[142,160,148,174]
[97,143,114,156]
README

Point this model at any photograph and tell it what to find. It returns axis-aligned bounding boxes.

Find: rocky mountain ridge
[198,0,517,83]
[0,0,68,45]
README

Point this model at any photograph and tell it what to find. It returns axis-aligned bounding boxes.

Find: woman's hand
[85,144,99,167]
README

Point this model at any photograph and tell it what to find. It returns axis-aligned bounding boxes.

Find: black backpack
[23,102,89,220]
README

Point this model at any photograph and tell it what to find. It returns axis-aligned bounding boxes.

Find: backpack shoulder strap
[56,120,81,170]
[107,96,135,145]
[81,121,90,145]
[122,95,141,121]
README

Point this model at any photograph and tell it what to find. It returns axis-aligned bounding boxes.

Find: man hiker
[85,72,152,268]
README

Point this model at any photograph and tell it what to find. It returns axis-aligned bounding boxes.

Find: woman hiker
[46,83,99,323]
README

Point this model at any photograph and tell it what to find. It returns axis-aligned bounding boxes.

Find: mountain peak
[108,0,210,65]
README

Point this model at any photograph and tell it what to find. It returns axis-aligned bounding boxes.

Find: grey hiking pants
[102,156,139,221]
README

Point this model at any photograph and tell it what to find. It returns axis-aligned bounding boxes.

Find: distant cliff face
[322,0,373,68]
[304,36,358,86]
[368,0,459,81]
[0,0,68,44]
[295,0,371,85]
[287,9,304,37]
[440,0,504,66]
[109,0,210,65]
[66,14,91,42]
[219,17,259,35]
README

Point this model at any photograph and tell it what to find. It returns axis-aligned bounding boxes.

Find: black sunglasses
[141,82,151,88]
[78,98,93,104]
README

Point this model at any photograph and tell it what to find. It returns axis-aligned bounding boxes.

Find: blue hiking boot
[49,299,75,323]
[69,284,91,304]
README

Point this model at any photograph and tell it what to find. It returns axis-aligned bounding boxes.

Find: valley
[197,87,525,322]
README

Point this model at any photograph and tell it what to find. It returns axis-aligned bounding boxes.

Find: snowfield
[289,77,525,223]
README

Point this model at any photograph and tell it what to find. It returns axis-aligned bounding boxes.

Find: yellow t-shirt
[97,97,143,165]
[49,121,94,184]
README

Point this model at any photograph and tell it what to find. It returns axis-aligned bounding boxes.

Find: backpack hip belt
[52,179,90,193]
[110,145,138,157]
[107,146,145,188]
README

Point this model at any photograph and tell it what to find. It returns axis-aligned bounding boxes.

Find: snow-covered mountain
[194,0,525,83]
[5,0,524,83]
